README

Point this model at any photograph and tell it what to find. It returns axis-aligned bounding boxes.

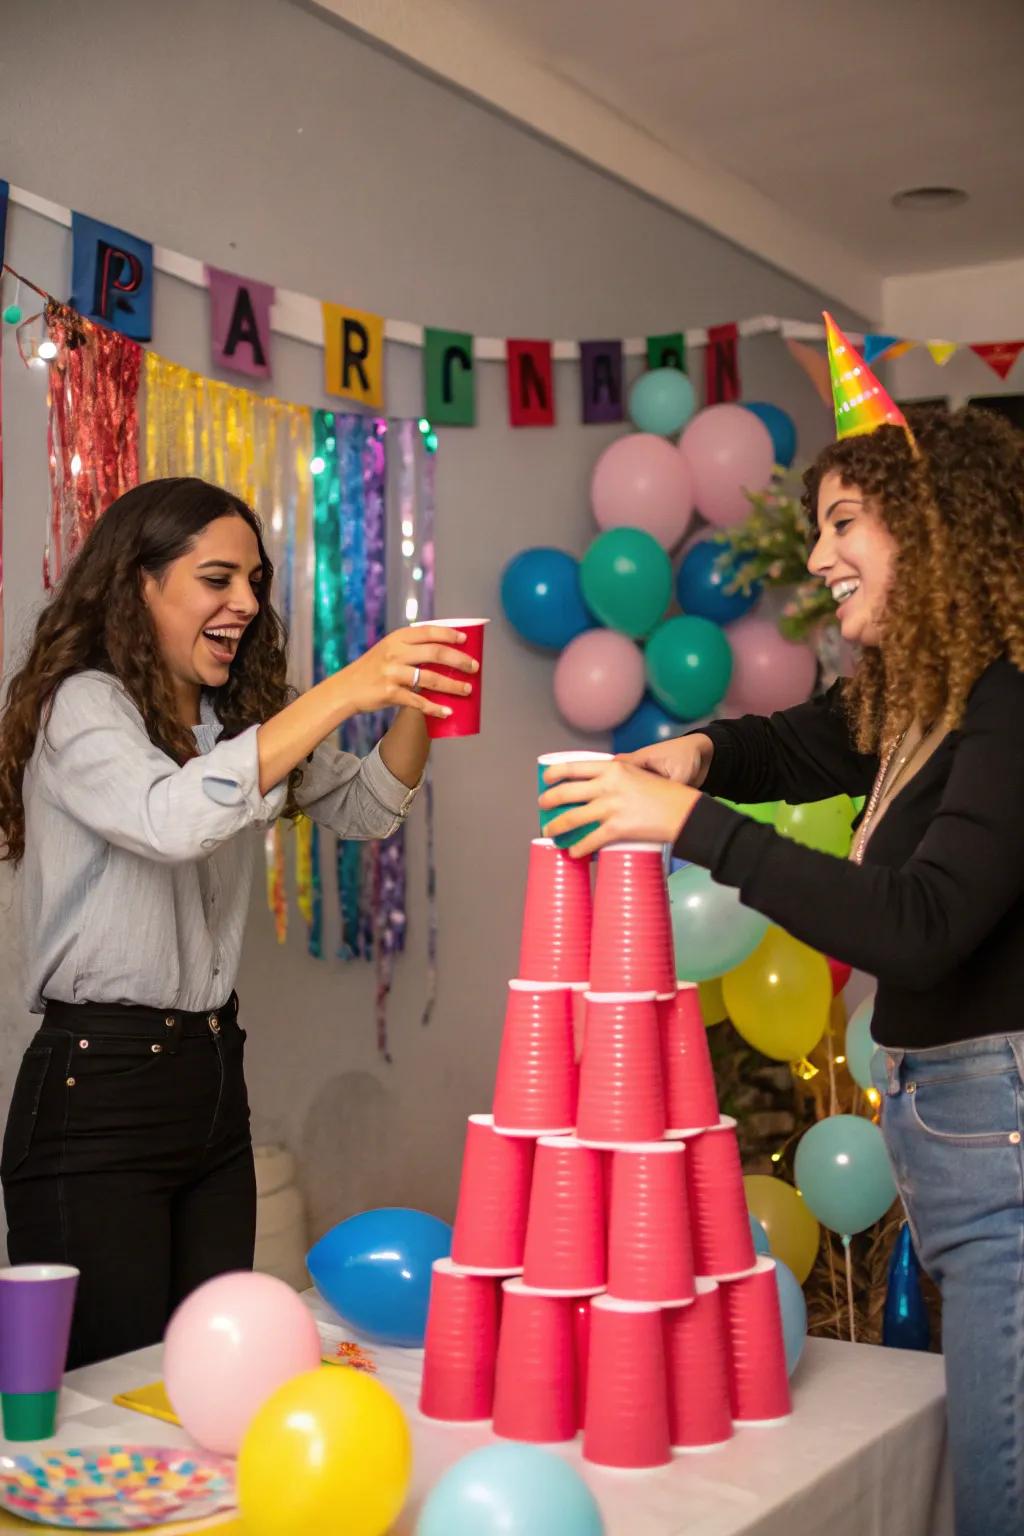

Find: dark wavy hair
[802,404,1024,756]
[0,477,297,864]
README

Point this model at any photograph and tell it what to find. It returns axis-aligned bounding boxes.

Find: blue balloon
[743,401,798,468]
[845,996,878,1091]
[628,367,696,436]
[307,1207,451,1347]
[773,1258,808,1376]
[675,539,761,626]
[500,548,593,650]
[416,1444,605,1536]
[611,694,688,753]
[750,1213,772,1256]
[794,1116,897,1237]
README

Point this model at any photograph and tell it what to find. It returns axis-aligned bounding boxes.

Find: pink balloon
[679,405,775,528]
[590,433,695,550]
[725,616,817,714]
[164,1272,322,1454]
[554,629,645,732]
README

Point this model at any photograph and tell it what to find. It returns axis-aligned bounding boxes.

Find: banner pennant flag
[506,340,555,427]
[705,321,741,404]
[926,340,958,367]
[862,333,901,364]
[206,265,274,380]
[785,337,832,409]
[70,212,153,341]
[969,341,1024,381]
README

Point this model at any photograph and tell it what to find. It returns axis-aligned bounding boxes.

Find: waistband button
[151,1043,162,1054]
[208,1014,221,1034]
[165,1016,175,1029]
[78,1039,89,1050]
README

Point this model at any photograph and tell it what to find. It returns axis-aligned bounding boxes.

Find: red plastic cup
[411,617,487,739]
[590,843,676,995]
[606,1143,695,1304]
[720,1257,793,1425]
[583,1295,671,1469]
[492,981,577,1135]
[664,1279,734,1451]
[576,992,666,1145]
[659,985,721,1133]
[572,1297,592,1432]
[451,1114,535,1273]
[570,982,589,1063]
[685,1116,757,1279]
[492,1279,578,1443]
[419,1258,500,1422]
[518,839,592,985]
[522,1136,606,1293]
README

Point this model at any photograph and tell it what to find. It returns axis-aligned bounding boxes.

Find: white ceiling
[312,0,1024,316]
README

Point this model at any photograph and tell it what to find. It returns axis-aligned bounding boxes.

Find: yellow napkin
[113,1351,359,1430]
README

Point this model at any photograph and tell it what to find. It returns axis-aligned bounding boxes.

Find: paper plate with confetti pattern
[0,1446,236,1529]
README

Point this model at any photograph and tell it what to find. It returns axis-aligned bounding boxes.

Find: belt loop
[163,1013,182,1057]
[883,1048,905,1097]
[1010,1036,1024,1089]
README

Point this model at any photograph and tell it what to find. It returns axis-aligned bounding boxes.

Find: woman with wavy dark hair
[541,403,1024,1535]
[0,476,475,1368]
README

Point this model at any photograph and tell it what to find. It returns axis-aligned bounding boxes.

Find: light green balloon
[717,797,780,826]
[668,863,769,983]
[794,1115,896,1236]
[774,795,855,857]
[845,997,878,1091]
[580,527,672,639]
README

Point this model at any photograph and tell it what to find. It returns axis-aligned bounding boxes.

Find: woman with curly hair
[541,401,1024,1535]
[0,477,475,1368]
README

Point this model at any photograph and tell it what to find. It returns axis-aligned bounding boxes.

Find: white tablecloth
[12,1293,953,1536]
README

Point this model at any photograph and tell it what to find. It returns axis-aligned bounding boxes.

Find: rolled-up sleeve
[296,739,419,839]
[39,674,286,864]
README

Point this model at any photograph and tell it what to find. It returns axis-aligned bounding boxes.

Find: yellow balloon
[698,976,728,1027]
[722,927,830,1061]
[744,1174,821,1284]
[238,1367,411,1536]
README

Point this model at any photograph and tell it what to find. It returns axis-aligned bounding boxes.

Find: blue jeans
[874,1033,1024,1536]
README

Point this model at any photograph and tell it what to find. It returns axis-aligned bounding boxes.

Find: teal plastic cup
[537,752,613,850]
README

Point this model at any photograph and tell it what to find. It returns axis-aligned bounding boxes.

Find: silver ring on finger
[411,665,422,692]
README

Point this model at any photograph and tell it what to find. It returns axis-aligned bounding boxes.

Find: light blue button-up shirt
[20,671,417,1012]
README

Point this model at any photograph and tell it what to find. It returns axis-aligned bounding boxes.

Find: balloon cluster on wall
[501,373,814,746]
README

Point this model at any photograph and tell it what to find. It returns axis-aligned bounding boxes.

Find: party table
[0,1292,953,1536]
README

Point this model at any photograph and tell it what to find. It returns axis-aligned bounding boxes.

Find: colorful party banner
[206,265,274,380]
[705,321,741,404]
[861,333,900,364]
[579,340,624,424]
[506,339,555,427]
[786,337,833,409]
[70,212,153,341]
[424,327,475,425]
[647,332,686,372]
[970,341,1024,381]
[323,301,384,407]
[926,340,958,367]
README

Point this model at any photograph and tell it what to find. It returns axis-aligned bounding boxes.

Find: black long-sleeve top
[674,658,1024,1049]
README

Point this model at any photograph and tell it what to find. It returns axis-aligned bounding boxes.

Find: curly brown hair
[0,477,298,864]
[802,405,1024,755]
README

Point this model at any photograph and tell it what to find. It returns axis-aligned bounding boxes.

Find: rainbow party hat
[823,311,913,442]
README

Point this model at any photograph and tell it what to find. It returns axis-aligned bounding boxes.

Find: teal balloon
[794,1115,897,1236]
[628,367,696,436]
[580,527,672,639]
[668,863,769,982]
[845,997,878,1090]
[646,615,733,719]
[750,1214,771,1255]
[774,1258,808,1376]
[416,1444,605,1536]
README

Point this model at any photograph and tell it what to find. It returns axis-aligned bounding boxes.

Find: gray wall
[0,0,866,1242]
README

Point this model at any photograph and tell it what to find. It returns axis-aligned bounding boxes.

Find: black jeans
[1,995,255,1369]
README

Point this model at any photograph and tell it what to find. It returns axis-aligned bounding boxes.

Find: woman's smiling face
[808,469,898,648]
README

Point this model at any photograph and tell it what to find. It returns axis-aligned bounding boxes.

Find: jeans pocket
[1,1046,53,1176]
[907,1066,1022,1146]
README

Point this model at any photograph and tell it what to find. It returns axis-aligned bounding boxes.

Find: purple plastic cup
[0,1264,79,1440]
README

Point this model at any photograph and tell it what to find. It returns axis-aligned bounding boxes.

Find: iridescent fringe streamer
[396,419,439,1031]
[143,352,313,944]
[45,317,141,588]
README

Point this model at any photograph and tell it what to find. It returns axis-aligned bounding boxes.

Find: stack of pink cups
[420,812,794,1463]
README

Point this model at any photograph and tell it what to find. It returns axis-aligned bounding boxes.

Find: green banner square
[424,328,475,425]
[646,332,687,373]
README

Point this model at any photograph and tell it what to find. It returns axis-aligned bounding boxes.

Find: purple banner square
[580,340,624,424]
